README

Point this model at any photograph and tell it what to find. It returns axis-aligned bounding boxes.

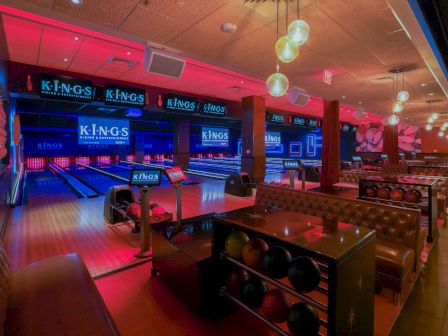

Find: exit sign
[323,70,332,85]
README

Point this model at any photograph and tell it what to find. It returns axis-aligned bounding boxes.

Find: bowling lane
[64,164,130,195]
[24,169,80,205]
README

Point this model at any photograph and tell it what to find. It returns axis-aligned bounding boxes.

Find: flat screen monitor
[265,131,281,147]
[352,156,362,162]
[130,169,162,187]
[78,117,129,145]
[164,166,187,184]
[201,127,229,147]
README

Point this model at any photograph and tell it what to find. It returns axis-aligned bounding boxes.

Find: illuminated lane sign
[130,169,162,187]
[307,119,319,128]
[40,75,95,102]
[165,94,198,113]
[104,85,145,107]
[200,101,226,116]
[265,131,281,147]
[283,160,301,170]
[164,166,187,184]
[290,116,307,127]
[78,117,129,145]
[202,127,229,147]
[266,112,285,124]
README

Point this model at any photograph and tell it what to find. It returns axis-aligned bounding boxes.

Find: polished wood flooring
[4,180,255,276]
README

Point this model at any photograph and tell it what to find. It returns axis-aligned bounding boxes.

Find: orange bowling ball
[365,185,378,198]
[377,186,392,199]
[404,189,421,203]
[242,238,269,270]
[390,188,405,202]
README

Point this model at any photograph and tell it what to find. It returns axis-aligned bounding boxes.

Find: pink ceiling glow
[0,4,381,124]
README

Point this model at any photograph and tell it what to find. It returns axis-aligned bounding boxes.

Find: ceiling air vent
[144,46,185,79]
[288,87,310,106]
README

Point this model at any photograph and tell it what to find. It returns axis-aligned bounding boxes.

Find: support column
[134,133,145,163]
[241,96,266,183]
[383,125,399,164]
[320,99,340,191]
[173,120,190,170]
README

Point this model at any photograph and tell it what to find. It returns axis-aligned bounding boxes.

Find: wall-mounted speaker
[287,87,310,106]
[144,46,185,79]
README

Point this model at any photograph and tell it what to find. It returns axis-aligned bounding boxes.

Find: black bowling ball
[288,256,321,293]
[240,278,269,308]
[287,302,320,336]
[262,246,292,279]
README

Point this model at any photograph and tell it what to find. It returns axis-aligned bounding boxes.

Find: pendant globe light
[438,131,445,137]
[287,1,310,46]
[392,101,404,113]
[267,1,289,97]
[396,70,410,102]
[425,124,433,131]
[266,65,289,97]
[388,114,399,126]
[275,0,299,63]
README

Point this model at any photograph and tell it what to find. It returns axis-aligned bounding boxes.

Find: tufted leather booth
[256,183,422,300]
[0,244,119,335]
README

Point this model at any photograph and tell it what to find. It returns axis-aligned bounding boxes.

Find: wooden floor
[4,180,255,276]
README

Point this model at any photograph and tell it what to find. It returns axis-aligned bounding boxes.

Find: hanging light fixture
[275,1,299,63]
[267,1,289,97]
[431,112,439,120]
[438,131,445,137]
[392,101,404,113]
[266,66,289,97]
[287,0,310,46]
[425,124,433,131]
[396,70,410,102]
[428,116,435,123]
[388,114,399,125]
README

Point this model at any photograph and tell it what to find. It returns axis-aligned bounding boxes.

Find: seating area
[256,183,425,302]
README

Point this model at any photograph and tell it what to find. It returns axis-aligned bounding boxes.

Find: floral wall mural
[356,123,421,153]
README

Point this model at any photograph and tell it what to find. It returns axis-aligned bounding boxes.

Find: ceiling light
[175,0,185,7]
[74,36,79,41]
[266,72,289,97]
[431,112,439,120]
[425,124,432,131]
[63,58,68,62]
[392,101,404,113]
[287,19,310,46]
[428,93,434,96]
[438,131,444,137]
[275,36,299,63]
[388,114,399,126]
[358,101,362,104]
[397,90,409,103]
[126,51,131,55]
[421,83,427,87]
[342,95,346,99]
[221,22,237,33]
[428,116,434,123]
[71,0,82,4]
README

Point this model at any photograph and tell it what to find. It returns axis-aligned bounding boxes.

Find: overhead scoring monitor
[352,156,362,162]
[130,169,162,187]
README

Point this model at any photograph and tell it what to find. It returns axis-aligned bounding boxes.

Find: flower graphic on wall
[356,123,421,153]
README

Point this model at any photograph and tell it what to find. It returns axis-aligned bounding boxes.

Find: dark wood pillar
[320,99,340,191]
[241,96,266,183]
[173,119,190,170]
[383,125,399,164]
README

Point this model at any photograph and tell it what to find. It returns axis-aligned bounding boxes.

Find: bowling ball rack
[359,177,438,242]
[212,206,376,336]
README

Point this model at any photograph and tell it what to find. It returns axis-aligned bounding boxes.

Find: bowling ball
[225,231,250,259]
[262,246,292,279]
[390,187,405,201]
[288,257,321,293]
[240,278,269,308]
[224,269,250,298]
[126,203,141,218]
[261,289,290,323]
[364,186,377,198]
[152,206,166,215]
[287,302,320,336]
[242,238,269,270]
[377,186,392,199]
[404,189,421,203]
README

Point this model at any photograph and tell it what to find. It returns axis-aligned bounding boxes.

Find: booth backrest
[255,183,421,254]
[383,164,408,174]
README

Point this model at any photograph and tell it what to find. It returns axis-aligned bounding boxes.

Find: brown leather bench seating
[339,170,448,220]
[256,183,422,301]
[0,245,119,336]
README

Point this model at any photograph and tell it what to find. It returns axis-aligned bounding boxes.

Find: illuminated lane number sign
[130,169,162,187]
[283,160,300,170]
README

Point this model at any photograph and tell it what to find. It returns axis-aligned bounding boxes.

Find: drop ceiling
[1,0,447,126]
